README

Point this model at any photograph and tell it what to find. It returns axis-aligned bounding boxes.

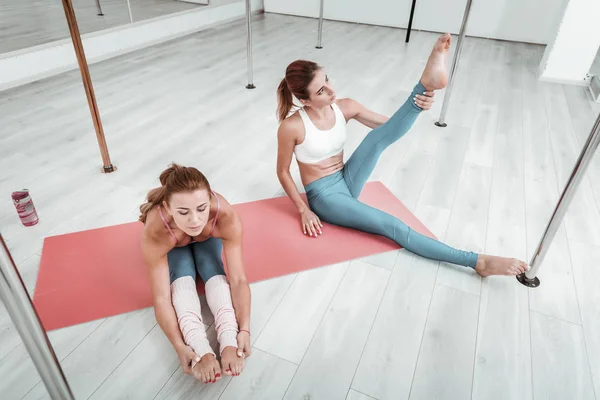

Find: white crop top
[294,103,347,164]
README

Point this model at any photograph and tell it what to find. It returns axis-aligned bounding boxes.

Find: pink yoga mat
[33,182,435,331]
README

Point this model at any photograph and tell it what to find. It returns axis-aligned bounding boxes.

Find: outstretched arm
[337,94,435,129]
[143,241,200,375]
[220,210,251,357]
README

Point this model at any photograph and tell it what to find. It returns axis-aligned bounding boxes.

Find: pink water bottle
[12,189,39,227]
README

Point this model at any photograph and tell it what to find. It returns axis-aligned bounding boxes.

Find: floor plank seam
[250,274,299,349]
[279,263,353,400]
[347,261,394,397]
[563,238,599,400]
[86,321,158,400]
[406,259,441,399]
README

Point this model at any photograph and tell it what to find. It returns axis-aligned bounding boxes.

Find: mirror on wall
[0,0,209,55]
[590,46,600,78]
[589,46,600,103]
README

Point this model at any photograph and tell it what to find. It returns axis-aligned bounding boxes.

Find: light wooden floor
[0,0,202,54]
[1,13,600,400]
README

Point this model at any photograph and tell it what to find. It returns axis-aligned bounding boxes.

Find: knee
[197,259,226,283]
[167,250,196,284]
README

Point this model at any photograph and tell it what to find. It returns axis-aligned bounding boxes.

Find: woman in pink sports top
[139,163,251,385]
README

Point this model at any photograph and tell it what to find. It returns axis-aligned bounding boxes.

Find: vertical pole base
[102,165,117,173]
[435,121,448,128]
[97,13,104,16]
[246,84,256,89]
[316,46,323,49]
[516,273,540,288]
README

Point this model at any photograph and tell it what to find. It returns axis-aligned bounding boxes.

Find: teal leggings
[305,82,479,268]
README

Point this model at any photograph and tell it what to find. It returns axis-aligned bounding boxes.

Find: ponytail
[277,78,294,123]
[139,186,167,223]
[276,60,321,123]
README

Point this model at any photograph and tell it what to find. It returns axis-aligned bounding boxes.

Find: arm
[337,93,435,129]
[147,257,185,348]
[220,211,252,356]
[276,120,310,214]
[143,240,197,373]
[221,211,250,331]
[276,119,323,237]
[337,98,388,129]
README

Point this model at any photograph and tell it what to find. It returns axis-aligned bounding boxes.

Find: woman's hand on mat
[301,208,323,237]
[414,91,435,110]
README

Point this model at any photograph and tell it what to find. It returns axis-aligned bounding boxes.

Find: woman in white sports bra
[276,33,529,277]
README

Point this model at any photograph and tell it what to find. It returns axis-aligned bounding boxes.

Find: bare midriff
[298,151,344,186]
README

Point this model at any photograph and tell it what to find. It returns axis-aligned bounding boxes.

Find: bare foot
[191,353,221,384]
[221,346,245,377]
[420,33,451,91]
[475,255,529,277]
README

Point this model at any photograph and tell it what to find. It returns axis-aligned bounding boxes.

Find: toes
[214,365,222,381]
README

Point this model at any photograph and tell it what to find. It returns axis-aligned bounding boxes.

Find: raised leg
[343,33,452,198]
[343,82,425,198]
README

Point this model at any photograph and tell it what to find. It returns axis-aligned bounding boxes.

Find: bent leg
[343,82,426,198]
[310,191,478,268]
[192,238,238,356]
[167,247,214,360]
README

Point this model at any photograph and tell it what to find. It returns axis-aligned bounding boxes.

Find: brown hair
[139,163,211,223]
[276,60,321,122]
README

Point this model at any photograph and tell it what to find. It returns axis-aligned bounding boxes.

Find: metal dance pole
[95,0,103,16]
[126,0,133,23]
[434,0,473,128]
[0,234,75,400]
[405,0,417,43]
[518,112,600,288]
[62,0,116,173]
[316,0,324,49]
[245,0,255,89]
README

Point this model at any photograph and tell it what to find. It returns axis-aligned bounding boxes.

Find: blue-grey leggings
[304,82,479,268]
[167,237,224,284]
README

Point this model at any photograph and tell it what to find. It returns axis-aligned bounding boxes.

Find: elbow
[229,277,249,289]
[153,295,171,311]
[276,168,289,181]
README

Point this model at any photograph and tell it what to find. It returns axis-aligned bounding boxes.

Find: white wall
[0,0,264,91]
[539,0,600,85]
[264,0,567,45]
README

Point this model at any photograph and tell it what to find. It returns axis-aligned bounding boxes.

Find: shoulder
[213,193,242,240]
[277,112,304,141]
[335,98,363,120]
[141,208,169,261]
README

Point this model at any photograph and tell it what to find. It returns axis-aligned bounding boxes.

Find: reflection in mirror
[590,46,600,78]
[0,0,208,55]
[589,46,600,103]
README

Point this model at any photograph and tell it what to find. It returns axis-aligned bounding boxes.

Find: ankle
[419,78,435,92]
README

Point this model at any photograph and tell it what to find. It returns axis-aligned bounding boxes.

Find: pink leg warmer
[204,275,239,355]
[171,276,215,363]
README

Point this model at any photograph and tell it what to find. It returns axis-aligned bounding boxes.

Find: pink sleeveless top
[158,190,220,245]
